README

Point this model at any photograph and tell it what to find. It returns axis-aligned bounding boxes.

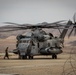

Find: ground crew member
[4,47,9,59]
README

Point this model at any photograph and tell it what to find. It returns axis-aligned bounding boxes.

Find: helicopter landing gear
[18,55,27,59]
[28,55,34,59]
[52,54,57,59]
[21,55,27,59]
[22,55,25,59]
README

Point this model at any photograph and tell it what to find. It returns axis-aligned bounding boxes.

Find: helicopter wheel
[31,56,33,59]
[21,55,27,59]
[22,55,25,59]
[52,54,57,59]
[55,54,57,59]
[28,56,33,59]
[52,54,54,59]
[25,55,27,59]
[18,51,21,59]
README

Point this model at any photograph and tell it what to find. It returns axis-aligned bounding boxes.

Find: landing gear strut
[52,54,57,59]
[19,55,27,59]
[28,55,34,59]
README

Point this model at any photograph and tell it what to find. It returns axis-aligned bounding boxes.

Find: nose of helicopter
[18,43,30,55]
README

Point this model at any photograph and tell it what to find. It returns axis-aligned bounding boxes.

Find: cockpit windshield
[20,40,30,43]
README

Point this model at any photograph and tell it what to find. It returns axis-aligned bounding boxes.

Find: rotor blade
[73,13,76,23]
[4,22,35,27]
[26,22,67,28]
[3,22,29,27]
[0,25,28,32]
[4,22,20,25]
[46,20,66,25]
[59,20,72,39]
[1,22,74,30]
[3,20,66,29]
[0,28,26,32]
[29,20,66,27]
[74,26,76,35]
[1,20,72,31]
[0,25,29,30]
[74,29,76,35]
[53,27,75,29]
[68,27,74,37]
[55,23,61,34]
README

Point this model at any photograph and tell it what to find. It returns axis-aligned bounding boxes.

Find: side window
[23,40,26,43]
[38,43,39,48]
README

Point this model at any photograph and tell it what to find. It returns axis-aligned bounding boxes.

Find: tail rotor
[68,13,76,37]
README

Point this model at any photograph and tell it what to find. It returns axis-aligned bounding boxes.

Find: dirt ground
[0,52,76,75]
[0,36,76,75]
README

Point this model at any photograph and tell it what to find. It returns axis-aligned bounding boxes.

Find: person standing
[4,47,9,59]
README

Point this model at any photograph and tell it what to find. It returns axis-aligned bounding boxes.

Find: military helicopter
[0,13,76,59]
[2,21,66,59]
[13,20,73,59]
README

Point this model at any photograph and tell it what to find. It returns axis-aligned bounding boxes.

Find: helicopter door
[31,42,38,54]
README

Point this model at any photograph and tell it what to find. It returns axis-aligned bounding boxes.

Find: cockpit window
[23,40,26,43]
[20,40,30,43]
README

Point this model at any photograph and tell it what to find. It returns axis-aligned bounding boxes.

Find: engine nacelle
[40,47,63,55]
[39,48,50,55]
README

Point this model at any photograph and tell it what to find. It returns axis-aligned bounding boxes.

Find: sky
[0,0,76,26]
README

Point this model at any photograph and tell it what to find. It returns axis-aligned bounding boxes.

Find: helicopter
[0,13,76,59]
[12,20,72,59]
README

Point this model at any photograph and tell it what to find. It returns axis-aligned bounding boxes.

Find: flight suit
[4,47,9,59]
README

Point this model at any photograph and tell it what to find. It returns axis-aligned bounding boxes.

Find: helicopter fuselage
[13,33,63,59]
